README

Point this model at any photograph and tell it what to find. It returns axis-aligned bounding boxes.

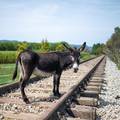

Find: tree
[40,39,50,52]
[92,43,105,55]
[0,41,19,51]
[55,42,65,51]
[17,42,29,57]
[106,26,120,68]
[49,43,56,51]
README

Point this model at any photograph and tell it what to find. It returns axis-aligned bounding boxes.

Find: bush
[55,43,65,51]
[92,43,105,55]
[81,52,95,61]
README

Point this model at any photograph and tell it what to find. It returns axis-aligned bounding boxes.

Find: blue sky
[0,0,120,46]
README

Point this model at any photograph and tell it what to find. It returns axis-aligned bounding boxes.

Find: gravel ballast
[97,57,120,120]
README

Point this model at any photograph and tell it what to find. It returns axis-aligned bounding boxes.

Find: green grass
[0,51,16,64]
[81,52,95,61]
[0,50,46,64]
[0,64,19,85]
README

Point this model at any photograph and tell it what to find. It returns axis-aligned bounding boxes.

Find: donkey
[12,42,86,104]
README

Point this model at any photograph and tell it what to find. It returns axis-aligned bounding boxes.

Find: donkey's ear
[62,42,73,52]
[79,42,86,52]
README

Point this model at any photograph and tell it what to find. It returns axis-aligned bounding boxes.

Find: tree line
[91,26,120,69]
[0,40,65,52]
[92,43,105,55]
[106,27,120,68]
[0,40,65,64]
[0,39,105,56]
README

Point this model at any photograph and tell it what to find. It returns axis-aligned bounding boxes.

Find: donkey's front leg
[53,72,62,97]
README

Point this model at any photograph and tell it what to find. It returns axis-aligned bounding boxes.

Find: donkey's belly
[33,67,53,77]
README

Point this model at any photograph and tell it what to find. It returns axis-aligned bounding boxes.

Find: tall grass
[81,52,95,61]
[0,64,15,85]
[0,51,16,64]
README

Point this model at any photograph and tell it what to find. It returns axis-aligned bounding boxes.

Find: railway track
[0,56,106,120]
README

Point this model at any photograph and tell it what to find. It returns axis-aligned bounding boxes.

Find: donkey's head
[62,42,86,73]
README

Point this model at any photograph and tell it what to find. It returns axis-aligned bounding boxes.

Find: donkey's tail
[12,57,19,80]
[12,53,21,80]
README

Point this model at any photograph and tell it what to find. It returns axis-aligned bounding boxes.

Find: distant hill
[0,40,18,42]
[71,44,92,52]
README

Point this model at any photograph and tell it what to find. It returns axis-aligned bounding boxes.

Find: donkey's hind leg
[20,74,31,104]
[20,62,34,104]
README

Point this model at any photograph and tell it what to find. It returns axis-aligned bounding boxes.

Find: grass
[0,51,16,64]
[0,50,48,64]
[81,52,95,61]
[0,64,19,85]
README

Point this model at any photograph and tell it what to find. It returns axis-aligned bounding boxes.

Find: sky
[0,0,120,46]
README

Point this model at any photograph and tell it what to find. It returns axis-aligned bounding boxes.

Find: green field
[81,52,95,61]
[0,64,19,85]
[0,51,16,64]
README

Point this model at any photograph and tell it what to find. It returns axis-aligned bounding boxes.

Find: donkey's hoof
[54,93,61,97]
[26,100,30,104]
[24,98,30,104]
